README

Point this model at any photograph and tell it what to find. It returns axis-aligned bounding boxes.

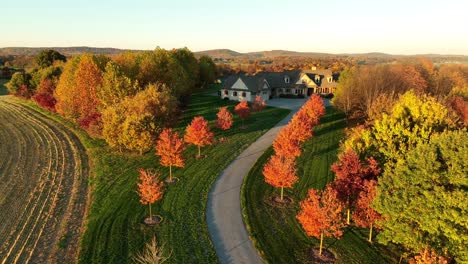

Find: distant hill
[0,46,142,56]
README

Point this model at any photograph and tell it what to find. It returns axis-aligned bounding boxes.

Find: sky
[3,0,468,55]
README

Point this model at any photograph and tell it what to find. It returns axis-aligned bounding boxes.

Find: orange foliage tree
[302,94,325,126]
[156,128,185,182]
[184,116,214,158]
[289,110,313,143]
[296,185,346,256]
[137,169,164,220]
[234,101,251,126]
[410,248,449,264]
[252,95,266,112]
[272,125,302,159]
[262,154,298,201]
[353,180,381,242]
[216,107,233,130]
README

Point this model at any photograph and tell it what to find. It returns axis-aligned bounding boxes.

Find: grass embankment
[242,107,398,264]
[0,79,9,95]
[20,85,289,263]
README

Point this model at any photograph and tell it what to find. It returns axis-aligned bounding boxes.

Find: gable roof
[222,75,268,93]
[256,70,303,88]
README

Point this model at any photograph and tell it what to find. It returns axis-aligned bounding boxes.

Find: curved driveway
[207,98,317,264]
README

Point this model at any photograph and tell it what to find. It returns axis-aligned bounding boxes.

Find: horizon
[3,0,468,55]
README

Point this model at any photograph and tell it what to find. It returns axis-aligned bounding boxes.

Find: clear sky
[3,0,468,55]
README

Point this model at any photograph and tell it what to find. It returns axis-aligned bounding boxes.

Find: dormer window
[284,75,290,84]
[328,77,332,83]
[315,75,320,82]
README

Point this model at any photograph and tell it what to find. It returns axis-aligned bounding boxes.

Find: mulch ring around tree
[265,195,294,208]
[165,177,179,184]
[309,248,336,263]
[142,215,163,226]
[195,154,207,160]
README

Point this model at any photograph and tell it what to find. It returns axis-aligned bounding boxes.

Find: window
[286,89,291,93]
[284,75,290,83]
[295,89,298,95]
[233,91,238,96]
[241,92,246,97]
[224,90,228,95]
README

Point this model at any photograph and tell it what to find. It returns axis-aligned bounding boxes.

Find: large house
[220,67,338,102]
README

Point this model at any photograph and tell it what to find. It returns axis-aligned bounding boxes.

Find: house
[220,67,338,102]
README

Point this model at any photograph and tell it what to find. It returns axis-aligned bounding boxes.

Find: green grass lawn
[242,107,399,264]
[0,79,9,95]
[18,85,289,264]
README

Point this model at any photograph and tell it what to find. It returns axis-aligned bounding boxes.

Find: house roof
[222,74,268,93]
[256,70,303,88]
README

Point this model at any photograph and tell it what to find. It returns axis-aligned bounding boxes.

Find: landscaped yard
[21,84,289,263]
[242,107,399,264]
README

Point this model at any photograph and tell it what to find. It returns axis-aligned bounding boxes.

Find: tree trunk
[319,232,324,256]
[198,145,201,158]
[347,209,350,225]
[368,223,373,242]
[169,165,172,182]
[149,203,152,219]
[280,187,284,201]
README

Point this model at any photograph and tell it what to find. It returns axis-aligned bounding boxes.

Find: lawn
[241,107,399,264]
[21,84,289,263]
[0,79,9,95]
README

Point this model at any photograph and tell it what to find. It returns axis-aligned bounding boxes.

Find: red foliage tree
[184,116,214,158]
[450,96,468,126]
[252,95,266,112]
[353,180,381,242]
[263,154,298,201]
[234,101,251,126]
[331,150,380,224]
[216,107,233,130]
[296,184,346,256]
[33,78,57,112]
[302,95,326,126]
[137,169,164,220]
[272,125,302,159]
[156,128,185,182]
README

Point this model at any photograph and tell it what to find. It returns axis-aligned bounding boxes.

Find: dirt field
[0,96,88,263]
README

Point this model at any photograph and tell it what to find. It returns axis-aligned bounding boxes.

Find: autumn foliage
[234,101,251,126]
[137,169,164,219]
[262,155,298,201]
[296,185,346,256]
[331,150,380,224]
[353,180,381,242]
[156,128,185,182]
[272,126,302,159]
[410,248,449,264]
[32,78,57,112]
[301,95,326,126]
[184,116,214,158]
[252,95,266,112]
[216,107,233,130]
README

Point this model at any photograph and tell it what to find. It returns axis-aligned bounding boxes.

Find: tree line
[5,48,217,152]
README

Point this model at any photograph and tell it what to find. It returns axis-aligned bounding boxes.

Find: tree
[199,55,217,87]
[156,128,185,182]
[137,169,164,222]
[6,71,31,95]
[216,107,233,130]
[234,101,251,127]
[289,110,313,143]
[35,49,66,68]
[410,248,449,264]
[184,116,214,158]
[374,130,468,262]
[353,180,381,242]
[262,154,298,201]
[133,237,170,264]
[101,83,178,153]
[331,150,380,224]
[252,95,266,112]
[98,61,138,108]
[296,185,346,256]
[302,94,325,126]
[32,78,57,111]
[272,125,302,159]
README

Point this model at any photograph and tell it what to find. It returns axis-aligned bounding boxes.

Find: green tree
[5,71,31,94]
[98,61,138,108]
[199,55,217,87]
[374,130,468,262]
[35,49,66,68]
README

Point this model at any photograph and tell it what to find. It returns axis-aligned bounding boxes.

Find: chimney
[311,66,317,71]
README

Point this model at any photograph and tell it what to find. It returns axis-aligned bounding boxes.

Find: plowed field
[0,96,88,263]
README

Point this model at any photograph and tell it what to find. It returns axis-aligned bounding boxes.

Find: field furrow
[0,97,89,264]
